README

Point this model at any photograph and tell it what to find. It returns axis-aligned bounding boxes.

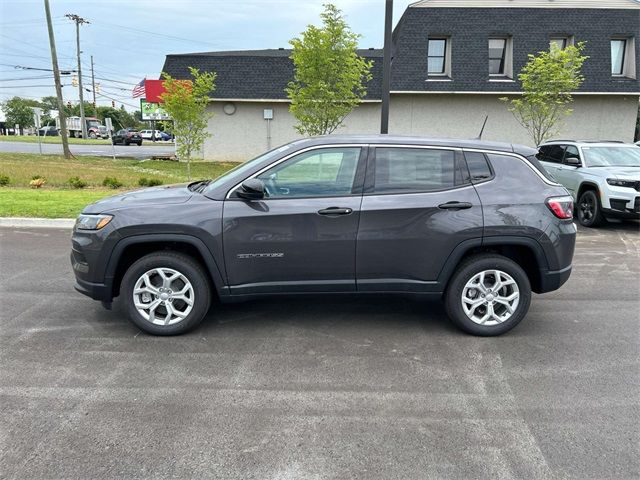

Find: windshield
[206,142,301,191]
[582,146,640,167]
[87,121,100,128]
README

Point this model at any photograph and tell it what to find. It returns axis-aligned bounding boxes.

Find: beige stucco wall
[201,94,639,161]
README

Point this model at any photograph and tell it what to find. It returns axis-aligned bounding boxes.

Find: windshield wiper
[188,179,212,193]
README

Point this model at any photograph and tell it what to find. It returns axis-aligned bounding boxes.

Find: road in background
[1,223,638,479]
[0,141,174,159]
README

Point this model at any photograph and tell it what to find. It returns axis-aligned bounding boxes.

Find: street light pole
[380,0,393,134]
[66,14,89,140]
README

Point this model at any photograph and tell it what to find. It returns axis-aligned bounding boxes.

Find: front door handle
[318,207,353,216]
[438,201,473,210]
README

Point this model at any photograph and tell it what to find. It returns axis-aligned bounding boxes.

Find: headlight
[75,214,113,230]
[606,178,637,188]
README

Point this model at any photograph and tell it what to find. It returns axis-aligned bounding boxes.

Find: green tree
[160,67,216,179]
[2,97,39,133]
[286,4,373,136]
[501,42,588,146]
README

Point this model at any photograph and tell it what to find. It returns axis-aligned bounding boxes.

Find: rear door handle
[438,201,473,210]
[318,207,353,216]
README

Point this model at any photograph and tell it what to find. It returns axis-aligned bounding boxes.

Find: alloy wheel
[133,267,194,326]
[461,269,520,326]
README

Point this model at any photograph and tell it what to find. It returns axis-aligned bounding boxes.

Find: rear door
[355,146,483,292]
[537,144,566,181]
[222,146,367,295]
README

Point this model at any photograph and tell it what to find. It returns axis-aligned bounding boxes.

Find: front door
[356,146,483,292]
[222,146,366,295]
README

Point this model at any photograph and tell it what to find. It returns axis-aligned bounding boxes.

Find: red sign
[144,79,166,103]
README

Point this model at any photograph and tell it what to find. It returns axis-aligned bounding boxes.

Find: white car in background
[535,141,640,227]
[139,129,163,141]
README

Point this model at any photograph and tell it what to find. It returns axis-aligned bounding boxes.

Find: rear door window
[372,148,457,193]
[463,151,493,182]
[537,145,565,163]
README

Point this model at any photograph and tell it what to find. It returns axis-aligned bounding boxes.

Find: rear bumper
[538,264,572,293]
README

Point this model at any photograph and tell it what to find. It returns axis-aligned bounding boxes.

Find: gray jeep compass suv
[71,136,576,336]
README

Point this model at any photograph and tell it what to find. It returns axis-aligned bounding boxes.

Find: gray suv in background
[71,136,576,336]
[536,141,640,227]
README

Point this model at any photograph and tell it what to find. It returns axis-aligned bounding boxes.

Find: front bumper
[603,196,640,219]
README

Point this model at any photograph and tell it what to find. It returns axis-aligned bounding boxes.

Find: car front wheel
[445,254,531,336]
[121,252,211,335]
[577,190,604,227]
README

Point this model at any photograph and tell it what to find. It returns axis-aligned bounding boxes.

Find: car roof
[289,134,537,156]
[541,140,634,147]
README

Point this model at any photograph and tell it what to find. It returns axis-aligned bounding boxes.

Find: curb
[0,217,75,229]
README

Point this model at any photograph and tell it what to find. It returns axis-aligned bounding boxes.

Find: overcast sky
[0,0,412,110]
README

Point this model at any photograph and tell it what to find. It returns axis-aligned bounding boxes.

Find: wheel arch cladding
[107,234,226,299]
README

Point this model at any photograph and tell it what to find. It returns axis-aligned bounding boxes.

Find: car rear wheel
[121,252,211,335]
[577,190,604,227]
[445,254,531,336]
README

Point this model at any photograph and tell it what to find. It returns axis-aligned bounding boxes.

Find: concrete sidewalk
[0,217,75,229]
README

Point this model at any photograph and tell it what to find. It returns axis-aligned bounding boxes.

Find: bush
[138,177,163,187]
[32,174,44,180]
[68,176,87,189]
[102,176,123,189]
[0,175,9,187]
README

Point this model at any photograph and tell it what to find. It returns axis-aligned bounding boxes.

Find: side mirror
[565,157,581,167]
[237,178,265,200]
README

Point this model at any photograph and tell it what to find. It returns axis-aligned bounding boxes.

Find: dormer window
[489,37,513,78]
[427,37,451,77]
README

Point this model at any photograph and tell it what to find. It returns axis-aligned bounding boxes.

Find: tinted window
[256,147,361,198]
[373,148,456,193]
[538,145,565,163]
[563,145,580,164]
[464,152,492,182]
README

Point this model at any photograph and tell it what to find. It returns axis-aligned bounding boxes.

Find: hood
[601,167,640,180]
[83,183,193,214]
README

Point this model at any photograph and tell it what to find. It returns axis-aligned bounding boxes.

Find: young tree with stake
[160,67,216,179]
[286,3,373,136]
[501,43,588,146]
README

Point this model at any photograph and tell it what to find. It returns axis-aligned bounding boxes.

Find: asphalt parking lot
[1,222,638,479]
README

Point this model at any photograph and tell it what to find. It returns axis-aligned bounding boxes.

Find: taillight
[546,196,573,219]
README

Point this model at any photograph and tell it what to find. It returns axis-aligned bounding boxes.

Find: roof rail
[546,139,576,143]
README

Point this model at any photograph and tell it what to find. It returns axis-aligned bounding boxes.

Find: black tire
[89,131,97,139]
[124,140,130,146]
[136,141,142,146]
[577,189,604,227]
[121,252,211,335]
[445,254,532,336]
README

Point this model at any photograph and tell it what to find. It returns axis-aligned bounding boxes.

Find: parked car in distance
[159,131,173,141]
[140,129,163,141]
[71,135,576,336]
[38,126,58,136]
[536,140,640,227]
[112,128,142,146]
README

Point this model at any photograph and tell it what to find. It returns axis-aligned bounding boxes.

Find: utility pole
[90,55,96,107]
[44,0,71,158]
[380,0,393,134]
[66,13,89,140]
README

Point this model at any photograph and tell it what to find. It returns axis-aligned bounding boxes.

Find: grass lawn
[0,189,117,218]
[0,134,109,145]
[0,152,238,218]
[0,135,173,146]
